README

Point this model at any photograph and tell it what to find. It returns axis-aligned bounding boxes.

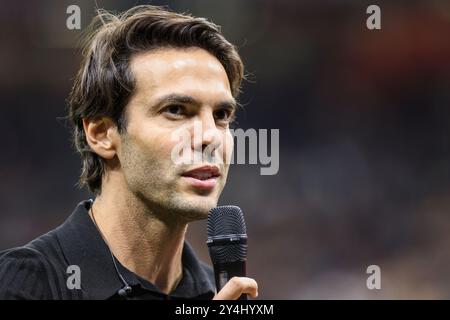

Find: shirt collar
[56,199,215,299]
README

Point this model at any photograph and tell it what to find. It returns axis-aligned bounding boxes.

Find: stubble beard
[120,134,225,224]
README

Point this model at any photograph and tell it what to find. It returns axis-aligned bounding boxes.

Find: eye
[214,108,234,122]
[162,104,185,118]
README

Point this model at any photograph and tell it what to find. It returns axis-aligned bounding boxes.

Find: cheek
[222,131,234,164]
[124,126,176,172]
[137,126,174,153]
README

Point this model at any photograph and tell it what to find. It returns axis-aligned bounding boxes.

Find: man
[0,5,257,300]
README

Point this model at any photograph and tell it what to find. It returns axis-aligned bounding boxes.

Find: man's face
[116,47,235,222]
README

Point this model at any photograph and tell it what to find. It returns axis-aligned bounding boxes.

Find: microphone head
[207,205,247,238]
[207,205,247,264]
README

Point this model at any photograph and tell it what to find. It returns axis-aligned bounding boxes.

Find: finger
[213,277,258,300]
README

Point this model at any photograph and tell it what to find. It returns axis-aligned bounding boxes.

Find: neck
[90,174,187,295]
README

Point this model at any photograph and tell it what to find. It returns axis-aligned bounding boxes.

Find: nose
[191,108,222,155]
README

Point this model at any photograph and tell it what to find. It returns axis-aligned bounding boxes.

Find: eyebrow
[152,93,237,112]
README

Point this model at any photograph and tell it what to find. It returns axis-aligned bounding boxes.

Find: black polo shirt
[0,200,216,300]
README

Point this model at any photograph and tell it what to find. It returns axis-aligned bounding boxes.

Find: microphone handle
[213,260,247,300]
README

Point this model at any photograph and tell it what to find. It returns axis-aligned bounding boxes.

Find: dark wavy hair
[67,5,244,194]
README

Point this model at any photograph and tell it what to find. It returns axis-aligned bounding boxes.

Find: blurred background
[1,0,450,299]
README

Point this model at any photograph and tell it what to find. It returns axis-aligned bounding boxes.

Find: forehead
[130,47,232,100]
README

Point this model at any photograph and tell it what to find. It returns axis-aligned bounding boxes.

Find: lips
[181,165,220,180]
[181,165,220,191]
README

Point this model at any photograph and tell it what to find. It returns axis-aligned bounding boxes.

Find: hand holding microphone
[212,276,258,300]
[207,206,258,300]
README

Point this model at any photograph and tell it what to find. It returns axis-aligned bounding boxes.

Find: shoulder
[0,231,73,300]
[0,246,54,299]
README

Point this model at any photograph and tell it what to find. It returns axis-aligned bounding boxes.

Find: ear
[82,117,119,160]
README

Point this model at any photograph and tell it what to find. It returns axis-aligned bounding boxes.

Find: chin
[171,194,218,222]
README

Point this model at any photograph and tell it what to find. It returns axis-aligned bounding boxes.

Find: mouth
[181,165,221,191]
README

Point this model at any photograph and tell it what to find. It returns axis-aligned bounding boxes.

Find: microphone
[207,205,248,300]
[117,285,132,298]
[117,285,133,298]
